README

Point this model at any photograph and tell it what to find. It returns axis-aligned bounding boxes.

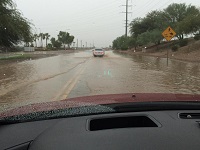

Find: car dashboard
[1,110,200,150]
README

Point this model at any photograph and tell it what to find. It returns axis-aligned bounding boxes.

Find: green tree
[66,35,74,49]
[24,34,34,47]
[57,31,75,49]
[164,3,187,24]
[129,11,167,37]
[50,37,56,46]
[47,43,52,49]
[51,37,62,49]
[129,18,147,37]
[57,31,69,50]
[137,31,151,46]
[0,0,32,48]
[112,36,129,50]
[129,3,200,47]
[164,3,200,39]
[149,29,163,45]
[146,11,168,31]
[176,8,200,35]
[127,36,138,50]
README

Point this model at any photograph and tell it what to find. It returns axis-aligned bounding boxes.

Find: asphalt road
[0,50,200,112]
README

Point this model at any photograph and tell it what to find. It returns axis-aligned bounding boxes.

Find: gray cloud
[15,0,200,47]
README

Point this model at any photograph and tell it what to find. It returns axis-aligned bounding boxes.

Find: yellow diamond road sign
[162,26,176,41]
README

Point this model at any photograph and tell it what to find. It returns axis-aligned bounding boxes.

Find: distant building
[24,47,35,52]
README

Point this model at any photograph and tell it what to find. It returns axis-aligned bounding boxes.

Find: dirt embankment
[118,39,200,63]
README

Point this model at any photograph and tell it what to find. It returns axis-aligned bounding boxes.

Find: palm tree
[38,33,42,47]
[39,33,45,47]
[42,34,46,47]
[33,34,38,47]
[37,34,40,47]
[44,33,50,47]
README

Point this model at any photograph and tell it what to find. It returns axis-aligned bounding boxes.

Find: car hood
[1,93,200,119]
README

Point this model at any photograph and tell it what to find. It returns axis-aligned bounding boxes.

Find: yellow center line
[61,65,86,100]
[53,59,89,101]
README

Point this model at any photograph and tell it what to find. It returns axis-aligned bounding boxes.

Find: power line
[131,0,173,19]
[34,0,121,28]
[37,5,122,29]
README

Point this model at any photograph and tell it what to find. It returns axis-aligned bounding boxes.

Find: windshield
[1,0,200,119]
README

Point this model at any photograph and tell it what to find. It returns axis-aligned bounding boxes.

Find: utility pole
[86,42,87,48]
[81,40,82,49]
[122,0,131,37]
[77,39,78,49]
[125,0,128,37]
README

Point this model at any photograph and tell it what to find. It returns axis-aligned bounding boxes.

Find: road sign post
[162,26,176,66]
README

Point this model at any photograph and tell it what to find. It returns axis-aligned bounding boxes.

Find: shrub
[47,43,53,49]
[194,35,200,41]
[179,39,188,47]
[14,46,24,51]
[121,46,128,50]
[171,45,178,51]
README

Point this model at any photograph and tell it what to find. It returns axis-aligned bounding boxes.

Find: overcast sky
[15,0,200,47]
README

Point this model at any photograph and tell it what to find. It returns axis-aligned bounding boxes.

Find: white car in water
[93,48,105,57]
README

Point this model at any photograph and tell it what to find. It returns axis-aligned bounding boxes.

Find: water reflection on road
[0,51,90,111]
[125,54,200,94]
[0,50,200,112]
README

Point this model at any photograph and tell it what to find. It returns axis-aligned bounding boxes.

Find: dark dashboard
[1,110,200,150]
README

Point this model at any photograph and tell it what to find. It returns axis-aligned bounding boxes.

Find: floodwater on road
[0,50,200,112]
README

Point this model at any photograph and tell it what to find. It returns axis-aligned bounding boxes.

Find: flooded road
[0,50,200,112]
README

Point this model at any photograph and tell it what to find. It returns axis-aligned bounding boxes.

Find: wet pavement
[0,50,200,112]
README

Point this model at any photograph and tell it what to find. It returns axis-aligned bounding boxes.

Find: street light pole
[77,39,78,49]
[38,28,42,47]
[4,28,7,54]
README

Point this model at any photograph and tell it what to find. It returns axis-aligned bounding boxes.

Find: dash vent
[89,116,158,131]
[179,113,200,119]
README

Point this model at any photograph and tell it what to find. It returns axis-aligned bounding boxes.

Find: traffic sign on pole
[162,26,176,66]
[162,26,176,41]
